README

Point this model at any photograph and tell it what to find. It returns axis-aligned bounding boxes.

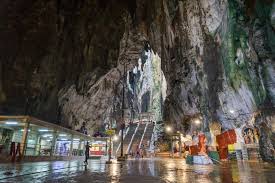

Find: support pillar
[179,134,182,158]
[50,130,57,156]
[106,136,112,164]
[21,117,30,156]
[78,140,83,156]
[69,135,73,157]
[171,137,174,158]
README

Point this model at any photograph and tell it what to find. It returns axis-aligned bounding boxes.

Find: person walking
[136,149,140,159]
[84,142,90,165]
[140,148,144,159]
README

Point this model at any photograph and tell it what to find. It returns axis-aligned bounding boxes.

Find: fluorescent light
[42,134,52,137]
[5,121,18,125]
[73,138,80,141]
[59,134,67,137]
[46,139,51,142]
[39,129,49,132]
[20,129,30,132]
[60,138,68,141]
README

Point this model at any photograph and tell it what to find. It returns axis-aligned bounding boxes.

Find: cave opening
[125,44,167,125]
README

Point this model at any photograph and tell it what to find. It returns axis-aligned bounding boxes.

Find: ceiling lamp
[39,129,49,132]
[5,121,18,125]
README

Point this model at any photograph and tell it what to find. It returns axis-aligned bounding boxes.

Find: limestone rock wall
[0,0,128,123]
[0,0,275,161]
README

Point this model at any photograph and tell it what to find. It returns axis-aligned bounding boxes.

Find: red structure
[216,130,237,160]
[198,134,207,155]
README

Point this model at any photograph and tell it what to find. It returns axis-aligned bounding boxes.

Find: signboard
[105,130,115,136]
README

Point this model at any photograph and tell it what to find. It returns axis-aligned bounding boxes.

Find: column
[69,135,73,157]
[21,118,30,156]
[171,136,174,158]
[37,137,41,156]
[78,140,83,156]
[111,138,114,158]
[179,134,182,158]
[50,130,57,156]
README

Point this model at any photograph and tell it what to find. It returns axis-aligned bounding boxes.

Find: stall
[0,116,92,162]
[89,138,107,158]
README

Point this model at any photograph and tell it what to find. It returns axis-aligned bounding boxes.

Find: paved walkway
[0,158,275,182]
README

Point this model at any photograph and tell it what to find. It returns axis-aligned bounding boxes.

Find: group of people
[129,145,146,159]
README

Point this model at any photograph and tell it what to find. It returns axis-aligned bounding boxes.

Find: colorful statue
[248,129,254,144]
[253,128,259,144]
[244,134,249,144]
[198,132,207,155]
[192,131,199,145]
[209,122,221,150]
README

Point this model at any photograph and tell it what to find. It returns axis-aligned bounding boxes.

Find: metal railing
[126,123,140,154]
[138,122,149,149]
[115,126,130,155]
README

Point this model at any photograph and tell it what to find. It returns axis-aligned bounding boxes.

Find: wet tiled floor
[0,158,274,183]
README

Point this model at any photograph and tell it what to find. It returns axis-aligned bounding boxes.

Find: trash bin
[208,151,220,164]
[186,155,193,164]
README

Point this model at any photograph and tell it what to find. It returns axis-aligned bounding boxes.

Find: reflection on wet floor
[0,158,275,183]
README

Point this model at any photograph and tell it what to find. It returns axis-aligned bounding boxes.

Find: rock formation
[0,0,274,161]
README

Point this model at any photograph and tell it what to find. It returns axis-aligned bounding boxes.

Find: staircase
[139,123,154,151]
[113,122,155,158]
[128,123,146,154]
[114,124,137,156]
[122,124,137,155]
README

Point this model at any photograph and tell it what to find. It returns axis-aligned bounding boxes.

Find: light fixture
[59,134,67,137]
[229,109,235,114]
[60,138,68,141]
[42,134,52,138]
[194,119,201,125]
[28,139,35,143]
[73,138,80,141]
[5,121,18,125]
[20,129,30,132]
[113,135,119,141]
[46,139,51,142]
[166,126,172,133]
[39,129,49,132]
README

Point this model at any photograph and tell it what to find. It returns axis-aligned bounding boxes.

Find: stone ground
[0,158,275,183]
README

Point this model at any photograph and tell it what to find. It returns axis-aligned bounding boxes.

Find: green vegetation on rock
[221,0,268,106]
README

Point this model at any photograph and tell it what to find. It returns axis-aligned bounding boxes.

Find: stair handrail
[126,123,140,154]
[115,125,130,155]
[138,121,149,149]
[149,122,156,152]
